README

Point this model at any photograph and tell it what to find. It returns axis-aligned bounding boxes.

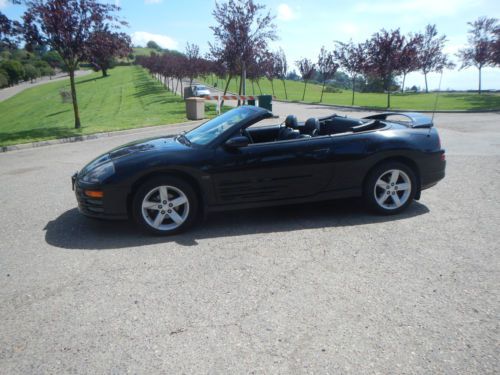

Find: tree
[87,28,131,77]
[0,11,21,48]
[209,0,277,97]
[399,33,422,93]
[365,29,405,108]
[317,46,339,102]
[23,63,39,82]
[42,50,64,71]
[274,48,288,99]
[147,40,161,51]
[0,68,9,88]
[492,26,500,66]
[23,0,126,129]
[185,42,201,86]
[262,51,279,97]
[333,41,366,105]
[417,24,454,93]
[1,60,24,85]
[296,58,315,101]
[457,17,498,94]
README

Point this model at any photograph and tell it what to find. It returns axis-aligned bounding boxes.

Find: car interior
[244,114,387,144]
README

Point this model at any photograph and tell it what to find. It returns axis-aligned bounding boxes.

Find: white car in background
[192,85,210,97]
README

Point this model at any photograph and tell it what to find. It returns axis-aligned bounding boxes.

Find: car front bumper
[72,173,129,220]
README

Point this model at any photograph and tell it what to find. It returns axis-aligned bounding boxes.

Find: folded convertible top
[363,112,434,128]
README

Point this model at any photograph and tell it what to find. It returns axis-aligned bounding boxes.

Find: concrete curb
[0,120,203,154]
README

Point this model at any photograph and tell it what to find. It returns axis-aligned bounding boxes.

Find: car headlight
[81,161,115,184]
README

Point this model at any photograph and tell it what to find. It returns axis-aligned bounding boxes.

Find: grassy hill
[203,75,500,111]
[0,66,214,147]
[132,47,158,57]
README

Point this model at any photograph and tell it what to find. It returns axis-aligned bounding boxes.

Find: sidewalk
[0,70,91,102]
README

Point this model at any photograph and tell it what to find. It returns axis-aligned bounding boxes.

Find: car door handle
[311,148,330,159]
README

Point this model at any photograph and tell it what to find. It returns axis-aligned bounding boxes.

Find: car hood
[80,135,184,177]
[108,135,180,159]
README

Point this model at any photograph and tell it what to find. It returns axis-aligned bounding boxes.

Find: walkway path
[0,70,91,102]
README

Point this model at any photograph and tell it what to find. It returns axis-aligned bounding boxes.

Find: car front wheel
[364,162,416,214]
[132,176,198,235]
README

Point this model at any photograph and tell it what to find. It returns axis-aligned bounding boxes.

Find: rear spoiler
[363,112,433,128]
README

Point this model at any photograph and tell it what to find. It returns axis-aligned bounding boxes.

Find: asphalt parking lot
[0,106,499,374]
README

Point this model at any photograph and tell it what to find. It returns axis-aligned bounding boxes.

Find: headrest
[285,115,298,129]
[304,117,320,135]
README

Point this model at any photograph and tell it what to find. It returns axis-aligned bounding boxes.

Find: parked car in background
[72,106,446,235]
[192,85,210,97]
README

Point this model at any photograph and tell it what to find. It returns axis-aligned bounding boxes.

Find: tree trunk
[282,79,288,100]
[386,77,391,108]
[256,80,262,95]
[320,81,326,102]
[424,73,429,93]
[242,62,246,99]
[102,69,108,77]
[302,81,307,101]
[180,79,183,98]
[221,75,232,108]
[478,66,482,94]
[401,73,406,93]
[351,76,355,106]
[69,69,81,129]
[175,79,179,94]
[238,74,243,106]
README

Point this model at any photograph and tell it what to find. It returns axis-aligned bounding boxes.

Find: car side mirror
[224,136,249,150]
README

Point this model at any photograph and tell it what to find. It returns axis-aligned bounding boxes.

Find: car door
[209,136,336,205]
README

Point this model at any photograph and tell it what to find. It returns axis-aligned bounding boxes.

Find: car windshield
[196,85,207,90]
[185,107,252,145]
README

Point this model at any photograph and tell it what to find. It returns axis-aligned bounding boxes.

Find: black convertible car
[72,106,445,235]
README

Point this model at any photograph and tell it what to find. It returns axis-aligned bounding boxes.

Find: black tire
[132,176,199,235]
[363,161,417,215]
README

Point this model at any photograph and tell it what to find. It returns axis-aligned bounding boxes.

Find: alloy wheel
[141,185,190,231]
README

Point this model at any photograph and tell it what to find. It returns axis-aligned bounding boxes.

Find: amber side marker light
[84,190,104,198]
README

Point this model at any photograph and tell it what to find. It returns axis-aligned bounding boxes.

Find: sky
[1,0,499,90]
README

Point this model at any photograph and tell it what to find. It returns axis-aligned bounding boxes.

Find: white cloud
[144,0,162,4]
[277,4,297,21]
[131,31,178,49]
[0,0,8,9]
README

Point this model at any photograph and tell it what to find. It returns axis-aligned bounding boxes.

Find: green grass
[0,66,217,146]
[132,47,158,57]
[203,74,500,111]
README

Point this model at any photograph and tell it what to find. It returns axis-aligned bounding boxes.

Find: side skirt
[207,188,362,212]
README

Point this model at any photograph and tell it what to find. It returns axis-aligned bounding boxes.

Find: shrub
[0,69,8,88]
[1,60,24,85]
[324,84,342,93]
[23,64,40,83]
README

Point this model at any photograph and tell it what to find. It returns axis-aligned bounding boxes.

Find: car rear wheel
[132,176,198,235]
[364,162,416,214]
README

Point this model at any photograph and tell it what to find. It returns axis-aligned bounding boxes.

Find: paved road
[0,70,91,102]
[0,107,499,374]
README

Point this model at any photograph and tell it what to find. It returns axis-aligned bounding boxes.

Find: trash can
[258,95,272,111]
[247,98,256,106]
[184,86,194,98]
[185,97,205,120]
